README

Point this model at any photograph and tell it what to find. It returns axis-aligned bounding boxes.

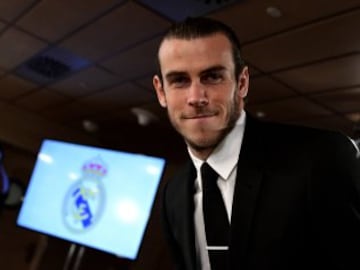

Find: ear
[237,66,249,99]
[153,75,167,108]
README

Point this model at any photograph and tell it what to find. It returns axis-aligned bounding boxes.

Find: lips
[182,112,217,119]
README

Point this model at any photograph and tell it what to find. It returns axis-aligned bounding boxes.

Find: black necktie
[201,162,230,270]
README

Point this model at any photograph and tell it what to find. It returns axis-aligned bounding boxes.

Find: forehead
[158,33,233,72]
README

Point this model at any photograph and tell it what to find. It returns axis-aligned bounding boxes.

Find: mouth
[182,112,217,120]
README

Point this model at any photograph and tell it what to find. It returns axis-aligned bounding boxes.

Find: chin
[185,133,222,151]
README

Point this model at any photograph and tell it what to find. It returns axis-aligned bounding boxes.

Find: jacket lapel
[175,161,197,270]
[229,115,265,267]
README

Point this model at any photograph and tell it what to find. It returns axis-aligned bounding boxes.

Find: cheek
[216,91,241,119]
[215,89,238,109]
[165,93,186,110]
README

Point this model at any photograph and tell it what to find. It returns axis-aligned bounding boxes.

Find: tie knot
[201,163,218,188]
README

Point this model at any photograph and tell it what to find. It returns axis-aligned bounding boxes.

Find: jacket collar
[229,114,265,266]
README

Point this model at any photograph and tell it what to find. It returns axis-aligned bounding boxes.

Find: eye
[201,71,223,84]
[169,75,190,88]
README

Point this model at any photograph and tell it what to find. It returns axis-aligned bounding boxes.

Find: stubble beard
[168,94,241,155]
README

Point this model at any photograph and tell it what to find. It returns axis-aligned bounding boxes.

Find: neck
[188,146,214,161]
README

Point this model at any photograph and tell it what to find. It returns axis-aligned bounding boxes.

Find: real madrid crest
[63,156,107,232]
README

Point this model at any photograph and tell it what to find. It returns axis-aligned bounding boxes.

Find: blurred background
[0,0,359,269]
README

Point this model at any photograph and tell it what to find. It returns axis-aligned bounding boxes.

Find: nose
[187,81,208,107]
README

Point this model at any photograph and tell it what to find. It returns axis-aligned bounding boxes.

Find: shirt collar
[189,110,246,181]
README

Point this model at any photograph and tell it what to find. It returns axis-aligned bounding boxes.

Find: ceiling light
[82,119,98,133]
[347,112,360,122]
[256,111,266,118]
[266,6,282,18]
[131,107,158,126]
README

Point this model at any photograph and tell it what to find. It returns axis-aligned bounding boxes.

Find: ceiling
[0,0,359,159]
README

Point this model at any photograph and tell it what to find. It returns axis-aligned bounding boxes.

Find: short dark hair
[156,17,245,81]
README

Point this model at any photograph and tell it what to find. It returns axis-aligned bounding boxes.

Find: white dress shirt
[188,111,246,270]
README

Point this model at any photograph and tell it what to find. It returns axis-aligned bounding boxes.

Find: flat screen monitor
[17,139,166,260]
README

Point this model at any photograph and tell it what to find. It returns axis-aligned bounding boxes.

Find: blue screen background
[17,139,166,259]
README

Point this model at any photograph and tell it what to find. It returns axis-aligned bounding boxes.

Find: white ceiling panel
[273,54,360,93]
[16,0,124,42]
[61,1,170,61]
[242,9,360,72]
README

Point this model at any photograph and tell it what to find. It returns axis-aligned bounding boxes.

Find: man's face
[153,33,249,159]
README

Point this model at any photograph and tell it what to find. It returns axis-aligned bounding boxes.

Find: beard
[168,92,241,155]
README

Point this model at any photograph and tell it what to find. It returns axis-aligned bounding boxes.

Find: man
[153,17,360,270]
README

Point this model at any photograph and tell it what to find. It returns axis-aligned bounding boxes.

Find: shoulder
[249,117,359,194]
[249,115,356,152]
[244,114,359,169]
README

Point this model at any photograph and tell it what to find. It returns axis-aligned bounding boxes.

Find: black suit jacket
[162,115,360,270]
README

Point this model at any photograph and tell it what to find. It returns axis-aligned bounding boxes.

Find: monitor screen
[17,139,166,260]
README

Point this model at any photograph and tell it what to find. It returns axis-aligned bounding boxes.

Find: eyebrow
[165,65,227,81]
[165,71,188,82]
[199,65,227,76]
